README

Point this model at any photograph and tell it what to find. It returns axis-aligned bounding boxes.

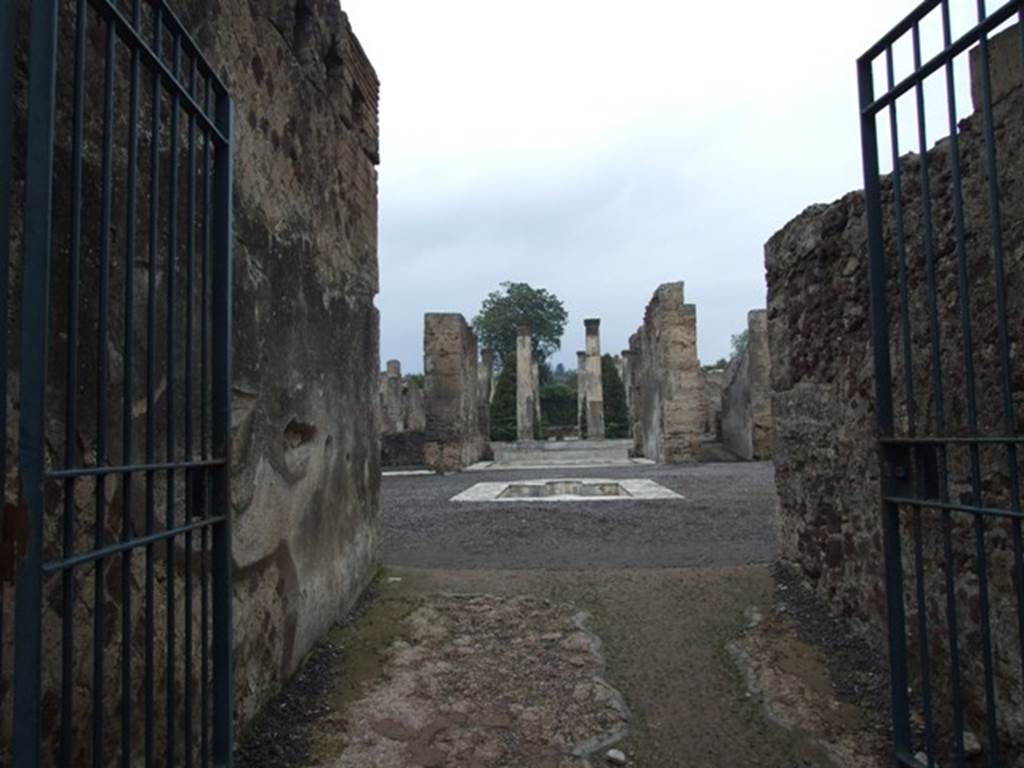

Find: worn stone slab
[450,478,683,503]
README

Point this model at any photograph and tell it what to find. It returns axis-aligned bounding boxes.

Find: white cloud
[342,0,988,370]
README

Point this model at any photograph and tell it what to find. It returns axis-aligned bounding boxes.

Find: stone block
[627,284,702,462]
[423,314,485,472]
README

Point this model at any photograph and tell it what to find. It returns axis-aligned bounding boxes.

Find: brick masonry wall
[767,77,1024,745]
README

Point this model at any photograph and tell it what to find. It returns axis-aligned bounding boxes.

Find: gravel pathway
[382,462,778,570]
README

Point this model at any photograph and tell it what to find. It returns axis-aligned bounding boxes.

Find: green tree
[601,354,630,439]
[472,282,568,367]
[540,382,577,427]
[489,357,518,442]
[730,329,749,361]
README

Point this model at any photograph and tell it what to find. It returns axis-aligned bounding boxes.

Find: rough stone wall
[767,74,1024,745]
[700,367,725,437]
[423,314,484,471]
[203,2,382,729]
[1,0,382,759]
[379,362,426,468]
[721,310,772,460]
[378,362,425,436]
[628,283,702,462]
[380,361,404,434]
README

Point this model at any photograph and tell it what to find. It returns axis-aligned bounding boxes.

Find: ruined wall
[721,310,772,460]
[700,367,725,437]
[0,0,382,760]
[423,314,484,472]
[628,283,702,463]
[201,1,382,727]
[767,63,1024,746]
[379,361,426,467]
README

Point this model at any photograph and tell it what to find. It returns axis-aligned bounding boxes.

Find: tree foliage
[601,354,630,439]
[489,356,518,442]
[730,329,749,361]
[540,383,576,427]
[472,282,568,367]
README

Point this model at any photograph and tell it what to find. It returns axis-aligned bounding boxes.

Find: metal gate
[1,0,234,765]
[859,0,1024,766]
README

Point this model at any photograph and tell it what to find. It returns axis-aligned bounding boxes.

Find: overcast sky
[341,0,983,372]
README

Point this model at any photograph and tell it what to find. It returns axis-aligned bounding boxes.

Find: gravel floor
[382,462,778,570]
[238,460,888,767]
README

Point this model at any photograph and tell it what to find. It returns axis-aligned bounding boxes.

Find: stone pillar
[478,349,495,441]
[516,324,535,442]
[404,376,426,431]
[747,310,773,459]
[629,283,701,462]
[423,313,484,472]
[576,350,587,432]
[620,350,633,438]
[584,318,605,439]
[381,360,403,434]
[532,360,542,436]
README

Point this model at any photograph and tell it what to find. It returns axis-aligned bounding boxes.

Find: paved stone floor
[238,458,889,768]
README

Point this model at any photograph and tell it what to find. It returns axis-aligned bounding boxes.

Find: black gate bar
[7,0,235,765]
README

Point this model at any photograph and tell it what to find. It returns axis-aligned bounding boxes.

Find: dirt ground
[237,460,892,768]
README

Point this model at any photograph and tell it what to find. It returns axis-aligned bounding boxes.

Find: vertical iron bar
[911,21,964,765]
[0,0,16,748]
[858,52,913,759]
[211,91,234,768]
[1016,1,1024,720]
[91,15,123,765]
[12,0,60,765]
[886,40,938,765]
[166,33,182,768]
[184,54,198,768]
[200,81,213,768]
[63,3,87,766]
[0,0,18,563]
[144,7,160,765]
[974,0,1024,703]
[939,3,999,761]
[117,1,141,762]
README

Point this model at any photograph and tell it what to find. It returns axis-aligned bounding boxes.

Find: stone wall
[720,310,772,460]
[627,283,702,463]
[423,314,485,472]
[767,54,1024,747]
[700,367,725,437]
[379,361,426,467]
[1,0,382,759]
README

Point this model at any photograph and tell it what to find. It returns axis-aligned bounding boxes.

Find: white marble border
[450,478,683,503]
